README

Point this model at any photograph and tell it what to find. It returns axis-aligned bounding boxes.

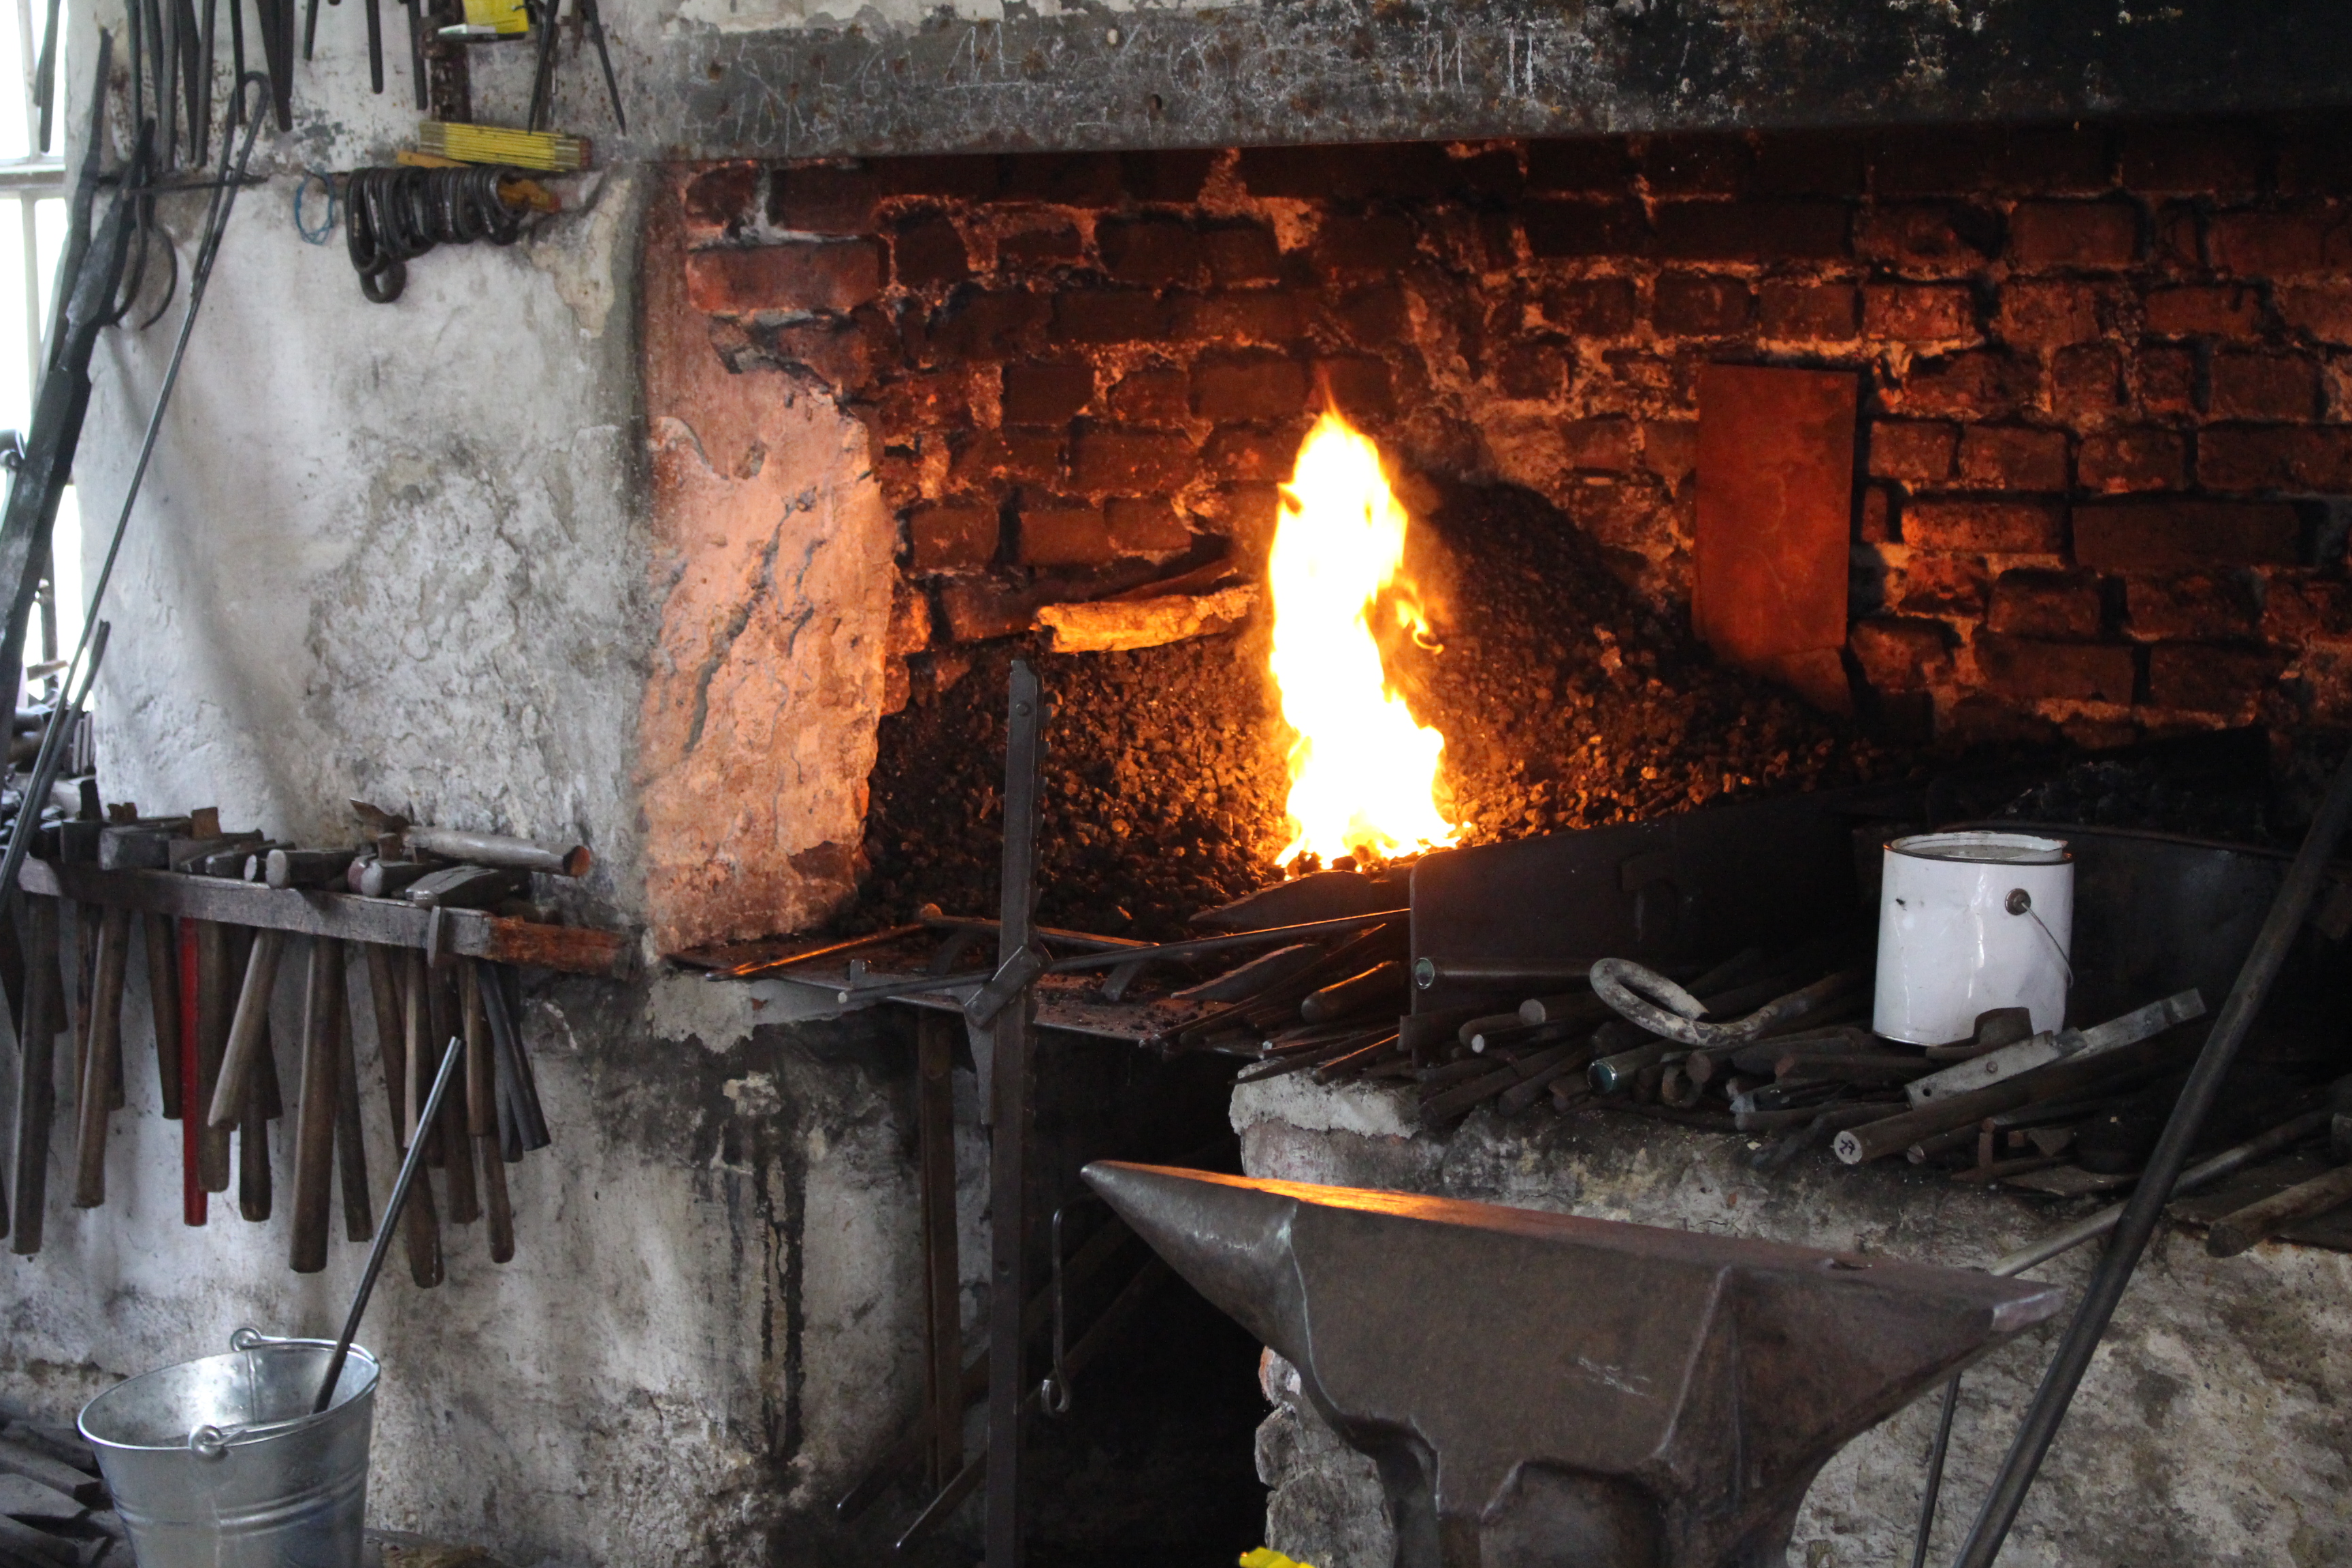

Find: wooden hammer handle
[142,911,182,1119]
[333,945,375,1244]
[70,907,129,1208]
[8,896,62,1253]
[289,937,343,1273]
[209,928,289,1128]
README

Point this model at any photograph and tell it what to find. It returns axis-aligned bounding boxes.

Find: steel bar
[312,1034,461,1414]
[983,660,1044,1568]
[916,1011,962,1488]
[1951,740,2352,1568]
[17,858,630,978]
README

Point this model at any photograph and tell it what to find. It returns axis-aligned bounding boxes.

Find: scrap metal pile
[0,1409,116,1567]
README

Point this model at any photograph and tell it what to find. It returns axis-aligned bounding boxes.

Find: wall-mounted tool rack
[18,859,633,979]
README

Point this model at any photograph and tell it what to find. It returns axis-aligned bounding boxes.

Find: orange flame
[1268,411,1458,869]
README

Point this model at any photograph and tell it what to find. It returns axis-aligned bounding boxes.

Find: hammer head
[1084,1161,2062,1568]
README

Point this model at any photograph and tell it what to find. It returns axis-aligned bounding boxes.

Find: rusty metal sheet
[1693,363,1857,675]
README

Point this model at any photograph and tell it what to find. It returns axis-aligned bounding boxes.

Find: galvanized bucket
[78,1328,378,1568]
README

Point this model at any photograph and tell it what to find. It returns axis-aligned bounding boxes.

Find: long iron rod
[312,1033,461,1414]
[1950,741,2352,1568]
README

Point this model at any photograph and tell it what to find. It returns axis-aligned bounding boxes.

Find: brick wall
[668,119,2352,747]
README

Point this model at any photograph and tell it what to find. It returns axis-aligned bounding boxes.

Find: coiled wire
[346,164,530,304]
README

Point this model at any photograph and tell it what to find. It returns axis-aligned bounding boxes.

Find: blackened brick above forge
[2078,427,2188,493]
[1539,277,1637,336]
[1174,291,1309,347]
[2199,423,2352,491]
[2208,350,2321,421]
[1652,273,1754,336]
[1202,223,1283,284]
[1865,284,1978,342]
[2207,206,2352,278]
[1071,429,1198,493]
[1315,356,1396,421]
[1524,137,1637,194]
[1867,420,1959,485]
[2008,201,2140,270]
[1853,203,2003,271]
[1650,199,1850,261]
[1190,351,1309,422]
[1883,350,2037,421]
[1850,617,1955,690]
[893,214,970,291]
[766,162,882,232]
[1975,634,2136,702]
[1987,567,2103,638]
[1109,368,1190,425]
[2142,284,2265,339]
[1203,423,1309,483]
[2125,572,2264,640]
[1238,142,1456,201]
[921,289,1049,361]
[1759,281,1859,340]
[1905,497,2065,553]
[1959,425,2070,492]
[1311,212,1422,274]
[996,227,1083,275]
[2119,121,2267,197]
[1099,217,1206,287]
[1524,199,1647,258]
[2147,642,2284,713]
[1874,125,2114,197]
[2074,497,2302,570]
[1996,280,2109,348]
[909,502,999,571]
[1051,289,1174,345]
[682,163,760,235]
[1000,361,1094,426]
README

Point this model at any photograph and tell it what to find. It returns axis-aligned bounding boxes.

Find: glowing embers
[1267,410,1457,870]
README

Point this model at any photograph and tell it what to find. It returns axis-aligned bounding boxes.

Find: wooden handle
[405,826,589,878]
[462,964,494,1139]
[59,904,88,1128]
[289,936,342,1272]
[361,943,405,1132]
[9,897,62,1253]
[402,949,430,1154]
[209,928,288,1128]
[180,918,205,1225]
[193,921,233,1193]
[477,1134,514,1263]
[435,970,480,1228]
[391,947,443,1287]
[333,945,375,1244]
[238,1085,273,1221]
[70,909,129,1209]
[2207,1162,2352,1257]
[142,911,182,1119]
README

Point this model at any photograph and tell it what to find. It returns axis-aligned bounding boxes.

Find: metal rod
[1950,741,2352,1568]
[312,1032,461,1414]
[983,660,1044,1568]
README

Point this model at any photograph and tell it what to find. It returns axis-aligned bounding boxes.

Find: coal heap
[854,480,1901,940]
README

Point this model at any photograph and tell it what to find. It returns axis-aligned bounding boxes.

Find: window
[0,0,71,706]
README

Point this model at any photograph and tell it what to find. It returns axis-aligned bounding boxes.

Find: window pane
[0,0,30,164]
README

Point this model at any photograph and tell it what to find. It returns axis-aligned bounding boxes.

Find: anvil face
[1083,1162,2063,1568]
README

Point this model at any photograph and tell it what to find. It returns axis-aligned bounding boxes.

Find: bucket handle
[189,1328,318,1457]
[229,1326,301,1352]
[2005,888,2076,990]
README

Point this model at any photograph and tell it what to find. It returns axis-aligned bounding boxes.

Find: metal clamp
[962,943,1045,1028]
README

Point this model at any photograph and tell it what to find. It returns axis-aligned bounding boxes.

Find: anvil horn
[1084,1161,2063,1568]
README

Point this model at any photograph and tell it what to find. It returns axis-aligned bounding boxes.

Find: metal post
[983,660,1044,1568]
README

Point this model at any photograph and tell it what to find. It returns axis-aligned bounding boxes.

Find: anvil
[1083,1162,2062,1568]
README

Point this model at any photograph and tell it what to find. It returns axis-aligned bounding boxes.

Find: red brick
[1653,273,1754,335]
[2051,343,2129,422]
[921,291,1047,360]
[1120,150,1216,203]
[1651,199,1848,261]
[1853,203,2002,270]
[1190,351,1308,421]
[1959,425,2070,491]
[1557,417,1636,473]
[1539,277,1637,336]
[1888,351,2035,419]
[2153,203,2205,270]
[1316,355,1397,421]
[1326,284,1410,344]
[893,215,969,290]
[1860,484,1895,543]
[1099,217,1204,286]
[1176,292,1309,346]
[2136,344,2198,416]
[2208,208,2352,277]
[909,503,999,571]
[1017,502,1113,566]
[1203,425,1305,483]
[1202,224,1283,284]
[2078,427,2187,492]
[2276,284,2352,344]
[2209,351,2321,421]
[2264,576,2352,642]
[1905,497,2065,553]
[1105,497,1192,556]
[2074,498,2301,570]
[1759,281,1859,340]
[682,163,760,235]
[766,163,881,233]
[1987,567,2102,637]
[1874,125,2114,197]
[1108,368,1189,425]
[870,370,968,431]
[2009,202,2139,270]
[2146,643,2282,713]
[1000,362,1094,426]
[1996,280,2105,347]
[996,226,1083,273]
[2142,284,2263,338]
[1868,421,1959,485]
[2124,574,2262,640]
[760,318,875,389]
[937,578,1046,642]
[1976,634,2136,702]
[1313,212,1421,273]
[1850,617,1955,690]
[1235,142,1463,201]
[876,154,1000,203]
[685,240,885,314]
[1051,290,1173,344]
[1071,429,1196,493]
[1750,131,1869,196]
[2198,423,2352,491]
[1494,338,1572,401]
[1642,421,1697,486]
[1865,284,1977,341]
[1890,553,1991,615]
[999,153,1124,206]
[949,429,1062,487]
[1523,200,1647,258]
[2119,122,2265,196]
[1643,132,1752,194]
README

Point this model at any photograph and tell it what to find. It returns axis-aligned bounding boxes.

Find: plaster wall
[1235,1078,2352,1568]
[0,10,944,1565]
